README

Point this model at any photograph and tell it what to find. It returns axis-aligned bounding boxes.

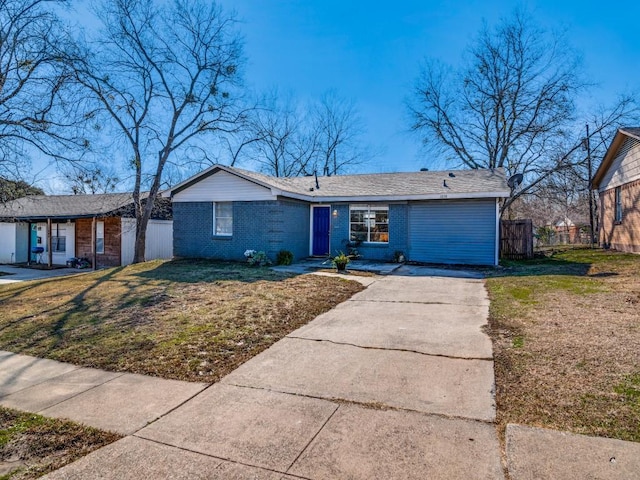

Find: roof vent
[420,168,429,171]
[448,172,455,177]
[443,180,448,187]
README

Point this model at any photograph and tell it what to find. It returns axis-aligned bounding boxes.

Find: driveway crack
[286,336,494,361]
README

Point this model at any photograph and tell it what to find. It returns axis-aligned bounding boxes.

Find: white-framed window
[96,221,105,254]
[51,236,66,252]
[51,224,66,252]
[614,186,623,223]
[213,202,233,236]
[350,204,389,243]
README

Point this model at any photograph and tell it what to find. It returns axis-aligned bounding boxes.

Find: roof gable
[171,168,275,202]
[592,127,640,190]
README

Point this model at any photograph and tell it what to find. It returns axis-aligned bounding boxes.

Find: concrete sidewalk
[0,264,82,284]
[0,351,207,435]
[2,266,639,479]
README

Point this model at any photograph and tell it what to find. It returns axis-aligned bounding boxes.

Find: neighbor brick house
[592,127,640,253]
[165,165,510,266]
[0,193,173,267]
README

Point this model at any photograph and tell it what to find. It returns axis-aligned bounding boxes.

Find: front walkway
[271,257,402,275]
[1,266,639,479]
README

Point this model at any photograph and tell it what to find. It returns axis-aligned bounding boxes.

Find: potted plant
[331,251,351,272]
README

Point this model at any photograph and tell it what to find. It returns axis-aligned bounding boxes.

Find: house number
[440,194,448,198]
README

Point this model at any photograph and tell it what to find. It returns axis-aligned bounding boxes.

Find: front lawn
[486,247,640,442]
[0,259,364,383]
[0,407,120,479]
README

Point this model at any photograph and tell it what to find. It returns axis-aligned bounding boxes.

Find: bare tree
[249,92,317,177]
[225,89,369,177]
[0,0,86,182]
[73,0,244,263]
[312,90,367,176]
[62,165,119,194]
[408,10,636,212]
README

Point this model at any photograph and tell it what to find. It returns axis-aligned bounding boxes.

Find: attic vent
[448,172,455,177]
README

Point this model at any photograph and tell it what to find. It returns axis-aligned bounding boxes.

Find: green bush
[247,251,272,267]
[276,250,294,265]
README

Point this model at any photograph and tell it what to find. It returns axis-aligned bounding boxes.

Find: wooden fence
[500,219,534,260]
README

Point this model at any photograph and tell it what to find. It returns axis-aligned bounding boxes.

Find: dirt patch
[0,407,120,479]
[487,248,640,442]
[0,259,365,383]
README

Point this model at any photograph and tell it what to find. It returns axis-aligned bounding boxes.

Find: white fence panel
[121,218,173,266]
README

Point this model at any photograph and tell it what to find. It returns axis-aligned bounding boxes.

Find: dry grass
[0,407,120,479]
[0,259,364,383]
[486,247,640,442]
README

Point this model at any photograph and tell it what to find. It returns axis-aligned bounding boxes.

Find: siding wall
[14,223,28,263]
[408,199,497,265]
[598,137,640,192]
[121,219,174,265]
[173,199,310,262]
[76,217,121,267]
[0,223,17,263]
[329,203,408,261]
[172,170,275,202]
[599,178,640,253]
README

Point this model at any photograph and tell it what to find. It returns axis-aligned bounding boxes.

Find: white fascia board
[276,190,511,203]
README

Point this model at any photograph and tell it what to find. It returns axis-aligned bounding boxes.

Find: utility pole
[585,124,595,248]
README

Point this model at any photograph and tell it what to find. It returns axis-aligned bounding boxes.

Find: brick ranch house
[0,193,173,267]
[165,165,510,266]
[592,127,640,253]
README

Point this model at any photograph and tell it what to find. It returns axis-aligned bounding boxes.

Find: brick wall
[75,217,121,267]
[329,203,408,261]
[173,200,310,262]
[599,179,640,253]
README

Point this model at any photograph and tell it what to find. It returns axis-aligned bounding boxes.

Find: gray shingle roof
[620,127,640,140]
[226,166,509,200]
[0,192,172,221]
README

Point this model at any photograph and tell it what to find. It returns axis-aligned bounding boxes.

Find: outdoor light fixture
[332,209,338,217]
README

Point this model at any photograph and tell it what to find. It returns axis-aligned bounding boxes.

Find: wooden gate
[500,219,533,260]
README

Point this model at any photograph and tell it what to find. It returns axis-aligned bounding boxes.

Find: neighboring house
[592,127,640,253]
[553,218,590,245]
[0,193,173,267]
[165,165,510,266]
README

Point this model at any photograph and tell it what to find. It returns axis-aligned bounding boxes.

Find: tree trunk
[133,216,147,264]
[132,149,167,264]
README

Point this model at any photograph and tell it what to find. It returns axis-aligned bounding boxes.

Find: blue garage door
[408,199,497,266]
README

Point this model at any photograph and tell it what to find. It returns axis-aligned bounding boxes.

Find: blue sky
[35,0,640,191]
[215,0,640,173]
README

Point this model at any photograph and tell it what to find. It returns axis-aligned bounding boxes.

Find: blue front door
[312,207,331,256]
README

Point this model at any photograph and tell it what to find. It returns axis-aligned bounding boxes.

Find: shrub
[247,251,272,267]
[276,250,294,265]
